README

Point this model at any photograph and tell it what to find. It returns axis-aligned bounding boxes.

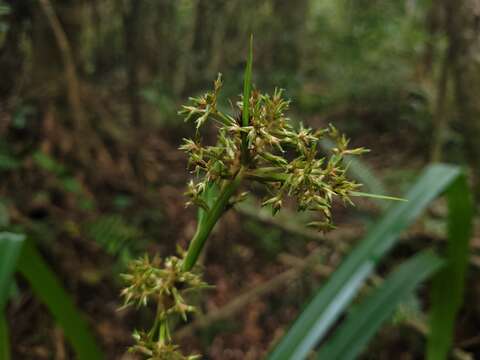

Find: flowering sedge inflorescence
[180,74,368,231]
[121,67,368,358]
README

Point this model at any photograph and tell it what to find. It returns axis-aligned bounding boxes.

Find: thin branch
[38,0,86,129]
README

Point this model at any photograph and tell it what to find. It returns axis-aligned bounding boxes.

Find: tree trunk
[430,48,450,162]
[37,0,86,130]
[0,1,31,99]
[122,0,143,127]
[445,0,480,202]
[190,0,225,90]
[270,0,308,73]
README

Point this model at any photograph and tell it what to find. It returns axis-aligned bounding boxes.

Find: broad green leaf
[317,250,443,360]
[268,164,460,360]
[427,173,473,360]
[16,241,104,360]
[0,313,9,360]
[0,233,25,309]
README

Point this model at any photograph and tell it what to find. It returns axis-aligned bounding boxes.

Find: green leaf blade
[427,173,473,360]
[242,34,253,128]
[317,250,443,360]
[350,191,407,202]
[0,232,25,309]
[0,233,25,360]
[267,164,461,360]
[16,242,104,360]
[0,313,10,360]
[0,232,25,360]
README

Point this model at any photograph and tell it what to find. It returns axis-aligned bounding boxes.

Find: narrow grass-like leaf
[427,173,473,360]
[0,232,24,309]
[240,34,254,160]
[317,250,443,360]
[350,191,407,202]
[0,232,23,360]
[242,34,253,127]
[0,313,10,360]
[268,164,460,360]
[16,241,104,360]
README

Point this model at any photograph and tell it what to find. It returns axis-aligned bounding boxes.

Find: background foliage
[0,0,479,359]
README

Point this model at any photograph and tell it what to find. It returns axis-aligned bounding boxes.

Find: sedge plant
[120,37,371,359]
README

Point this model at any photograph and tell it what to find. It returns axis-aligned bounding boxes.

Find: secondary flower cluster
[129,333,200,360]
[180,74,368,230]
[121,254,206,359]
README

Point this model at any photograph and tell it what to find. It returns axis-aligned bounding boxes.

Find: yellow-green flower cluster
[121,254,206,359]
[180,75,368,231]
[130,331,200,360]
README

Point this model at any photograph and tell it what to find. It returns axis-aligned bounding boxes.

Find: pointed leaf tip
[242,35,254,128]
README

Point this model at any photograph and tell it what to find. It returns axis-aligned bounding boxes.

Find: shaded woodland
[1,1,480,359]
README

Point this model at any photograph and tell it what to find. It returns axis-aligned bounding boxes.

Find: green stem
[150,300,163,341]
[182,168,245,271]
[246,169,288,183]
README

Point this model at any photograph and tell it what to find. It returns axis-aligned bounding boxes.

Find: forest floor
[6,114,480,360]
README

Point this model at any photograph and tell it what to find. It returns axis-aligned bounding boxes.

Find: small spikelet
[121,253,208,358]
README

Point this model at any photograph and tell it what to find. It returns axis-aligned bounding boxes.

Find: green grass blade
[427,173,473,360]
[240,34,253,159]
[267,164,460,360]
[0,232,25,309]
[317,250,443,360]
[242,34,253,127]
[0,313,10,360]
[0,232,24,360]
[350,191,407,202]
[16,241,104,360]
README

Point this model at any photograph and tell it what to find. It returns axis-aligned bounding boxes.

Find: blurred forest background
[1,0,480,359]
